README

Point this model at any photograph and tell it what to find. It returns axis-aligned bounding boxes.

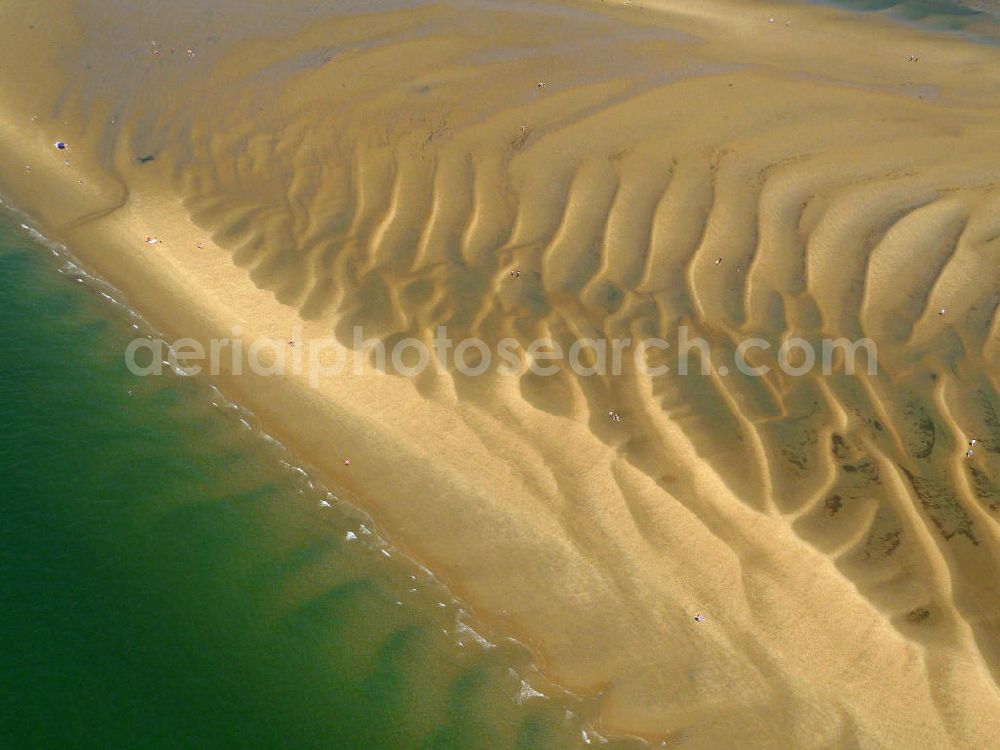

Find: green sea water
[0,208,639,750]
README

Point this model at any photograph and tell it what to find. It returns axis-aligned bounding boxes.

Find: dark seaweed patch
[901,467,979,545]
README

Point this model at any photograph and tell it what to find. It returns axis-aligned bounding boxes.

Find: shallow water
[815,0,1000,38]
[0,208,640,749]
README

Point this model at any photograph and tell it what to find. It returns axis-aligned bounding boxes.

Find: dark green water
[0,209,636,749]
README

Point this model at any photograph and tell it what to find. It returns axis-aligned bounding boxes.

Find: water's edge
[0,193,644,748]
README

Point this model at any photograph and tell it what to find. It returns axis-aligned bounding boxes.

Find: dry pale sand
[3,0,1000,746]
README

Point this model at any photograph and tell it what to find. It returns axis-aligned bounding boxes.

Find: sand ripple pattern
[42,0,1000,745]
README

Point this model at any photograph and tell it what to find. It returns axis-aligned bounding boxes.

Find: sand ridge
[3,0,1000,746]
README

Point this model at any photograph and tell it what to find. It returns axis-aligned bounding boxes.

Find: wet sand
[2,0,1000,745]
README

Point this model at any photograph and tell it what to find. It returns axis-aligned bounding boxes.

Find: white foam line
[1,199,625,742]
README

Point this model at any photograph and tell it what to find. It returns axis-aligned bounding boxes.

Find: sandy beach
[3,0,1000,745]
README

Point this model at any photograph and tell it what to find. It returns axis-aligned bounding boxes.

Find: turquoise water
[0,209,637,749]
[827,0,979,17]
[815,0,1000,36]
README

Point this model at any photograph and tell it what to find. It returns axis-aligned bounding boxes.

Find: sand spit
[3,0,1000,745]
